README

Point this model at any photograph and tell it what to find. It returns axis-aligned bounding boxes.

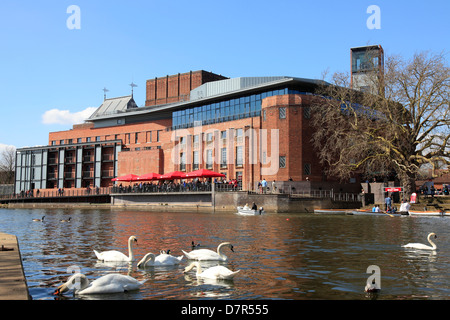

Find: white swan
[402,232,437,250]
[184,261,240,280]
[53,273,145,295]
[94,236,138,262]
[137,252,183,267]
[32,216,45,222]
[182,242,234,261]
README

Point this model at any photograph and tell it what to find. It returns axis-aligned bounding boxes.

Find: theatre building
[14,70,341,194]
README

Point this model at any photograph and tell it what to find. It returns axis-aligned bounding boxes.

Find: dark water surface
[1,207,449,300]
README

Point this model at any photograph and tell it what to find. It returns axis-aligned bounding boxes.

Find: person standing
[384,195,392,212]
[261,178,267,194]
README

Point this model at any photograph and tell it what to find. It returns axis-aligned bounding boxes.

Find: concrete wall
[214,191,360,213]
[111,192,212,210]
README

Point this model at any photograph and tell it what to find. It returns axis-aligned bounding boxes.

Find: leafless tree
[0,146,16,184]
[311,51,450,197]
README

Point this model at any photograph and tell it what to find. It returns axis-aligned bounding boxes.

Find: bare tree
[0,146,16,184]
[311,51,450,198]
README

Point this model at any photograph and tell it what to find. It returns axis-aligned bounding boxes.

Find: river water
[0,207,449,300]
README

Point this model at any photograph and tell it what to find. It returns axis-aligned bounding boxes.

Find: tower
[350,45,384,95]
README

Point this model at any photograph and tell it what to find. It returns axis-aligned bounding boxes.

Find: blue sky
[0,0,449,152]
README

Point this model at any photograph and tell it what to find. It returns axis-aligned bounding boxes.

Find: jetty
[0,232,30,300]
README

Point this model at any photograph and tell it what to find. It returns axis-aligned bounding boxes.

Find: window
[236,146,243,167]
[135,133,139,143]
[86,137,91,142]
[60,140,64,145]
[206,150,213,169]
[147,131,152,143]
[221,130,226,140]
[193,151,199,170]
[156,130,161,142]
[279,156,286,168]
[304,163,311,175]
[180,153,186,171]
[279,107,286,119]
[235,128,243,143]
[68,139,73,144]
[263,109,266,121]
[193,134,199,149]
[206,132,213,142]
[303,107,311,119]
[96,136,101,142]
[220,148,227,168]
[77,138,82,143]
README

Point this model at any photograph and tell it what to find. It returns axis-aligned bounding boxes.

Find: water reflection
[0,208,449,300]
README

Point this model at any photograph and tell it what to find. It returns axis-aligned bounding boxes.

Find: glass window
[220,148,227,168]
[303,106,311,119]
[279,107,286,119]
[279,156,286,168]
[193,151,199,170]
[236,146,243,166]
[304,163,311,175]
[206,150,213,169]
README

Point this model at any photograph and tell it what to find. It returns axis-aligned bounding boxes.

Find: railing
[0,187,113,200]
[111,182,213,193]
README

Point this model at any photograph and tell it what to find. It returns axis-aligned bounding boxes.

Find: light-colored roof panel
[89,95,137,119]
[190,76,289,101]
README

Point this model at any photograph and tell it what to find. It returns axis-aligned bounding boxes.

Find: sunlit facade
[15,70,334,194]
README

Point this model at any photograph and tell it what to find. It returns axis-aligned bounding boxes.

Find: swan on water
[402,232,437,250]
[94,235,138,262]
[32,216,45,222]
[184,261,240,280]
[182,242,234,261]
[53,273,145,295]
[137,252,183,267]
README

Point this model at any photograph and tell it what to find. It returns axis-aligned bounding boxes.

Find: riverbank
[0,232,30,300]
[3,191,362,213]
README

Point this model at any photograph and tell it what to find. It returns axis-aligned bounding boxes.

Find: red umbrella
[160,171,186,180]
[111,174,140,182]
[184,169,225,178]
[136,172,162,181]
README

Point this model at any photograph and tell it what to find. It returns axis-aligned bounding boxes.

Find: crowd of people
[112,178,242,194]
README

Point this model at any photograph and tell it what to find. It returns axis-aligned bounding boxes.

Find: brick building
[14,70,343,194]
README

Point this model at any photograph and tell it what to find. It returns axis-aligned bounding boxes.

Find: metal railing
[0,187,113,200]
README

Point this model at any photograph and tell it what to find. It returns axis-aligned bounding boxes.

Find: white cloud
[42,107,97,125]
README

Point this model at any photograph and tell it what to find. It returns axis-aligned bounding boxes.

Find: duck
[183,261,240,280]
[182,242,234,261]
[60,217,71,223]
[191,241,201,250]
[94,235,138,262]
[53,273,146,295]
[32,216,45,222]
[137,252,183,267]
[402,232,437,250]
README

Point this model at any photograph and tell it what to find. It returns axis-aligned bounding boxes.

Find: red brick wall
[145,70,227,106]
[47,93,327,190]
[261,94,322,182]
